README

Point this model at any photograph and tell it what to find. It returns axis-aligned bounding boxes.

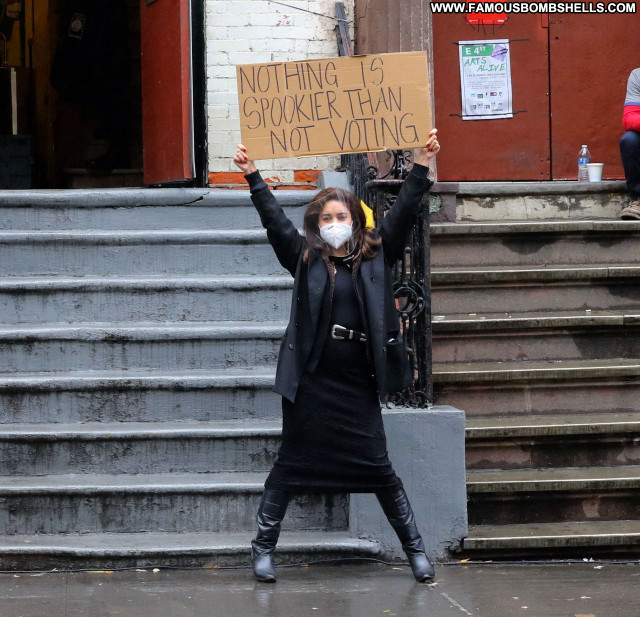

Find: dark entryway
[0,0,206,189]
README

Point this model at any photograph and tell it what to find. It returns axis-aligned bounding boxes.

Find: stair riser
[0,286,293,323]
[0,388,282,424]
[435,379,640,418]
[0,435,282,475]
[0,206,305,231]
[468,491,640,525]
[0,492,348,534]
[432,234,640,268]
[434,327,640,364]
[12,234,640,275]
[0,337,283,373]
[0,546,374,571]
[460,544,640,559]
[31,280,640,325]
[0,243,287,276]
[432,280,640,315]
[457,191,626,222]
[466,436,640,470]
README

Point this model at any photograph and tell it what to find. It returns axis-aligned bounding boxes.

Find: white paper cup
[587,163,604,182]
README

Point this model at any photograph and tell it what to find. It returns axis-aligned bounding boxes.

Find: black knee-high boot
[251,489,290,582]
[376,486,435,582]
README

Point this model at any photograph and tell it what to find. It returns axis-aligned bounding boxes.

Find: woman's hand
[416,129,440,167]
[233,144,257,175]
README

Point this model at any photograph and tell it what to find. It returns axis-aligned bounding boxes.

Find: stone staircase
[0,189,380,570]
[3,184,640,567]
[431,220,640,557]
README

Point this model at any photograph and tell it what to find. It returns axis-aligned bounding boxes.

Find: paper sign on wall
[236,51,433,160]
[459,40,513,120]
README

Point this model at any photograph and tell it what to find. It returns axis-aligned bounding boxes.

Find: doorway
[432,14,636,181]
[0,0,205,189]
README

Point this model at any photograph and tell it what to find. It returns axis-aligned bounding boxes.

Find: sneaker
[621,200,640,220]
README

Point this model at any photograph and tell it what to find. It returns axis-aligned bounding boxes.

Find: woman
[233,129,441,583]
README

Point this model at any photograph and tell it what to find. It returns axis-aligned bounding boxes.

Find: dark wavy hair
[302,187,381,263]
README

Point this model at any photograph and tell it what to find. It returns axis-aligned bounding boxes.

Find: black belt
[330,324,367,342]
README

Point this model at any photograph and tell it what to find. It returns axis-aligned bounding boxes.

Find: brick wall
[205,0,354,189]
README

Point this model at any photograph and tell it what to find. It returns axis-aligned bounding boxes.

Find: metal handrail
[334,1,433,407]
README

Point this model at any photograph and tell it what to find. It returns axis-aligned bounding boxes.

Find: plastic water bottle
[578,145,590,181]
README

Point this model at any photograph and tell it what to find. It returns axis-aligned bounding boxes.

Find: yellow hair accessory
[360,200,375,229]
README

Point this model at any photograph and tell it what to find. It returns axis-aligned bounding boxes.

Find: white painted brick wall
[205,0,355,182]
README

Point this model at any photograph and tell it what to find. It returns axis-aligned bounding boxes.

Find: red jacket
[624,105,640,132]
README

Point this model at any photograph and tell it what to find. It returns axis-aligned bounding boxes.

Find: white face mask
[319,222,353,249]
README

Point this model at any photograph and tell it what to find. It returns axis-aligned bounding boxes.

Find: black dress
[264,250,404,494]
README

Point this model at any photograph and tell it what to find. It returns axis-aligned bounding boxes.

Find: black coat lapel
[361,255,385,353]
[307,249,328,338]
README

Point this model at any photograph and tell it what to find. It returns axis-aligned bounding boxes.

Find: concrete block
[229,1,275,14]
[208,105,229,119]
[349,406,468,561]
[208,157,235,172]
[211,65,237,79]
[249,39,289,53]
[206,26,228,40]
[206,91,237,106]
[317,170,353,192]
[208,39,248,53]
[206,1,230,14]
[206,78,232,93]
[308,39,338,54]
[272,26,318,40]
[231,52,274,65]
[206,50,228,67]
[208,13,249,27]
[250,13,294,26]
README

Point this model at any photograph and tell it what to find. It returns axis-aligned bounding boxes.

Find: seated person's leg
[620,131,640,219]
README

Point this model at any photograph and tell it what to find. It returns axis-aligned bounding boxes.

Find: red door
[140,0,195,185]
[432,15,551,181]
[549,16,636,180]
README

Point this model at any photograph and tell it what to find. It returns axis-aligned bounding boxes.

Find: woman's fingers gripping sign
[233,144,257,175]
[425,128,440,160]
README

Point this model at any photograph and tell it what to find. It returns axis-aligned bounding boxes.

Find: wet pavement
[0,561,638,617]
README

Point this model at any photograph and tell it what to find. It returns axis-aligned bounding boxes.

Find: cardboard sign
[236,51,432,160]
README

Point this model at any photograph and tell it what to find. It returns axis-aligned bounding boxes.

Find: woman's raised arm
[234,144,305,277]
[379,129,440,265]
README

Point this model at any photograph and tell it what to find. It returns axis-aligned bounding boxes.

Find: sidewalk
[0,560,637,617]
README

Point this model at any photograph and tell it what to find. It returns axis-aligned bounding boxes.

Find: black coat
[249,166,433,403]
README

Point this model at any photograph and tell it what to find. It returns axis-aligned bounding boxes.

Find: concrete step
[431,220,640,268]
[0,368,280,423]
[466,412,640,471]
[0,321,287,372]
[433,310,640,363]
[463,520,640,557]
[0,531,380,570]
[5,310,638,372]
[0,230,290,276]
[9,220,640,277]
[0,275,293,323]
[0,420,283,475]
[450,180,627,222]
[0,471,348,535]
[433,358,640,417]
[431,264,640,314]
[0,189,307,230]
[467,465,640,526]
